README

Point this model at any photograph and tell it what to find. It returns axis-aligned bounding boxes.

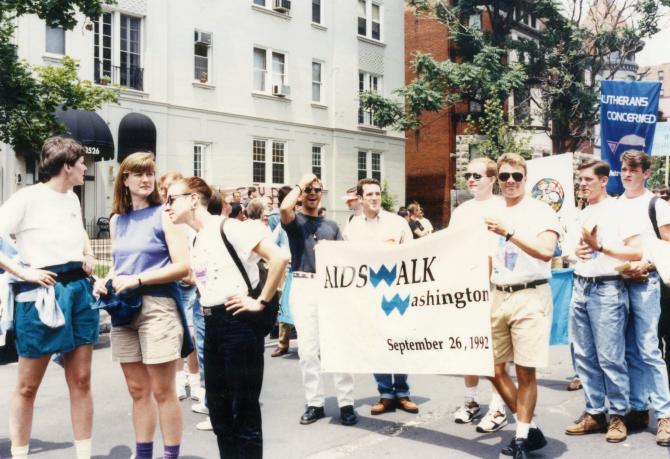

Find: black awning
[118,112,157,163]
[55,107,115,162]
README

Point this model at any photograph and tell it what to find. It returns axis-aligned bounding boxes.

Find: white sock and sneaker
[176,370,202,401]
[454,386,481,423]
[12,438,91,459]
[477,392,508,433]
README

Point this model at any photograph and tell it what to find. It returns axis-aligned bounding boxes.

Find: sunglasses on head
[464,172,483,181]
[165,193,191,206]
[498,172,524,182]
[304,187,322,194]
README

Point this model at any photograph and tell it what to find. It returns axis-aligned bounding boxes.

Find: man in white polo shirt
[343,178,419,416]
[483,153,561,458]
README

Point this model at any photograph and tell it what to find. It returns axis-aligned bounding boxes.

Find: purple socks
[135,442,153,459]
[164,444,180,459]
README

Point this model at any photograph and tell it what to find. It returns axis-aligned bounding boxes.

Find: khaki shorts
[490,283,552,368]
[111,295,183,364]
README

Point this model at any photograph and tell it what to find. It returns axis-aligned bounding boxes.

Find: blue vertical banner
[600,80,661,194]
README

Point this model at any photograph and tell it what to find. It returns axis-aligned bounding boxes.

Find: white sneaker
[192,402,209,415]
[191,385,206,402]
[196,417,212,431]
[454,401,481,424]
[177,383,188,401]
[476,408,508,433]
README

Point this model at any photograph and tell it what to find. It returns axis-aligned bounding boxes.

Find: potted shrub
[199,71,208,84]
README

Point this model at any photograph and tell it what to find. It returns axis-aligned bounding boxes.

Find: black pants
[204,308,265,459]
[658,282,670,385]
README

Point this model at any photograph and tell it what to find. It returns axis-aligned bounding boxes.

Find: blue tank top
[113,205,171,276]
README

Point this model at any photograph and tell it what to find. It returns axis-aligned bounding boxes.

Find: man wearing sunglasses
[449,158,510,433]
[280,173,358,427]
[483,153,561,458]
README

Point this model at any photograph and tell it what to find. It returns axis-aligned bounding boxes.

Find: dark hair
[247,186,257,197]
[230,203,243,219]
[357,177,381,196]
[397,209,409,218]
[39,136,86,180]
[621,150,652,171]
[277,185,293,206]
[578,159,610,178]
[174,176,221,215]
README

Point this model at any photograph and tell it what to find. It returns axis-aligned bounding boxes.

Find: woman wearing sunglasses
[165,176,288,458]
[93,152,191,459]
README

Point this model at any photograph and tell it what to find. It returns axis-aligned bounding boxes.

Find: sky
[637,23,670,67]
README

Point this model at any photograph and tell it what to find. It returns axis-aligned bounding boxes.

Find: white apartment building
[1,0,406,229]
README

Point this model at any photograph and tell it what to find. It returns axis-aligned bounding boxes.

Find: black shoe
[340,405,358,426]
[501,428,547,456]
[300,406,325,425]
[508,438,530,459]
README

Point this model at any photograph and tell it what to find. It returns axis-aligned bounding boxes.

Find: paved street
[0,337,667,459]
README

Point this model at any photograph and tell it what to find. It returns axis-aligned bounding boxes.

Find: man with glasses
[483,153,561,458]
[449,158,510,433]
[280,173,358,427]
[565,160,641,443]
[344,178,420,416]
[615,150,670,446]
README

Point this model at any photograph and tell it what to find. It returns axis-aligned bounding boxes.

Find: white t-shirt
[617,189,670,244]
[0,183,85,268]
[191,217,269,307]
[490,197,562,285]
[573,197,637,277]
[449,196,505,231]
[419,217,434,233]
[343,210,412,245]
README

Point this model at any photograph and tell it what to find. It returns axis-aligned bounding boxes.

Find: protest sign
[651,121,670,157]
[315,226,493,375]
[600,80,661,194]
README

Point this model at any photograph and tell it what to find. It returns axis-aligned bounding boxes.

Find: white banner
[315,227,493,375]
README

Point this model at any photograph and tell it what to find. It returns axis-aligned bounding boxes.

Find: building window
[357,150,382,181]
[45,25,65,54]
[272,141,285,184]
[253,47,287,94]
[194,31,212,82]
[514,87,531,125]
[662,88,665,97]
[358,71,382,127]
[194,144,207,177]
[312,145,322,179]
[253,0,265,5]
[468,14,481,30]
[253,139,286,184]
[660,70,665,81]
[312,61,322,102]
[94,12,143,91]
[312,0,321,23]
[358,1,381,40]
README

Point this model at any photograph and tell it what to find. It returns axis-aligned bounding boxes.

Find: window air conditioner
[194,31,212,46]
[272,84,291,97]
[273,0,291,13]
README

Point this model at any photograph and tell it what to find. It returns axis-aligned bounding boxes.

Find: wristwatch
[505,229,515,241]
[259,299,270,308]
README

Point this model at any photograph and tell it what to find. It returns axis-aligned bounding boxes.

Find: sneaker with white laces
[454,400,481,424]
[192,402,209,415]
[191,386,206,403]
[196,417,212,431]
[476,408,508,433]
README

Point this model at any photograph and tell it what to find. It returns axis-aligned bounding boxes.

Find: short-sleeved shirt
[449,196,505,231]
[409,219,424,239]
[343,210,412,245]
[282,213,342,273]
[618,189,670,244]
[573,197,637,277]
[191,217,269,307]
[0,183,85,268]
[490,197,562,285]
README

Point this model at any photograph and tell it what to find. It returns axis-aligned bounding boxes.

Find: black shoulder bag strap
[219,218,254,296]
[649,195,661,239]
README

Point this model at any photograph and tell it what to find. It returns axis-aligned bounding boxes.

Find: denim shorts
[15,278,99,358]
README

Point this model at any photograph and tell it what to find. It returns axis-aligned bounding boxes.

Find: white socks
[75,438,92,459]
[489,392,505,412]
[516,422,530,439]
[464,385,479,403]
[11,444,29,459]
[187,372,201,389]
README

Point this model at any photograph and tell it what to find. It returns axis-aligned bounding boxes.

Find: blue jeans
[571,277,629,416]
[374,374,409,399]
[192,296,205,385]
[626,272,670,418]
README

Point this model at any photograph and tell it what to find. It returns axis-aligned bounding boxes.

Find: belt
[574,274,621,283]
[202,304,229,317]
[495,279,548,293]
[292,271,315,279]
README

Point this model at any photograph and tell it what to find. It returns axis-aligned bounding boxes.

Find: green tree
[381,180,398,212]
[0,0,118,159]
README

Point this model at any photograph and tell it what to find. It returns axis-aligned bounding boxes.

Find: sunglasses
[304,187,322,194]
[165,193,191,205]
[464,172,483,181]
[499,172,524,182]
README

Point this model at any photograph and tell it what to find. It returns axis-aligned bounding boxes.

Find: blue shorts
[15,277,99,358]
